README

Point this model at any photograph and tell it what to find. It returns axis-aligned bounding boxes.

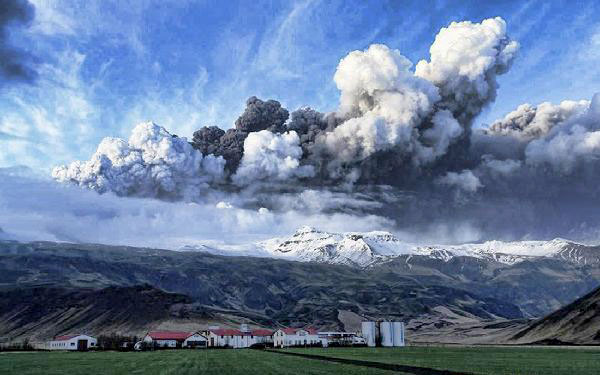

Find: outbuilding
[273,328,323,348]
[143,331,207,348]
[250,329,274,345]
[205,328,250,348]
[48,334,97,351]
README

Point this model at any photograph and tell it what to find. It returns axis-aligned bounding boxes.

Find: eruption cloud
[53,122,225,200]
[52,17,600,242]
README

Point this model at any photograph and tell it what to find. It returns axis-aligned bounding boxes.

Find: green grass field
[2,346,600,375]
[284,346,600,375]
[0,349,398,375]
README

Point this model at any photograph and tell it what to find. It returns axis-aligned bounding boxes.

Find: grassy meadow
[0,349,397,375]
[284,346,600,375]
[2,346,600,375]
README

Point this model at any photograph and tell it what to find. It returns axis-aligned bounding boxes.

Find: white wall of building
[273,329,322,348]
[47,335,97,351]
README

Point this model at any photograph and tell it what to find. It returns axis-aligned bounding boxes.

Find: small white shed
[48,334,97,351]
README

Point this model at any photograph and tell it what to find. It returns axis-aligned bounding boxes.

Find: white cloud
[0,168,393,248]
[437,170,482,192]
[233,130,314,185]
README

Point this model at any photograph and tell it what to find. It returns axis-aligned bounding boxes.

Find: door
[77,340,88,351]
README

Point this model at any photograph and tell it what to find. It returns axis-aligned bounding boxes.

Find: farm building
[143,331,207,348]
[361,321,405,347]
[47,334,97,351]
[273,328,323,348]
[204,327,274,348]
[205,328,249,348]
[317,331,360,346]
[250,329,274,345]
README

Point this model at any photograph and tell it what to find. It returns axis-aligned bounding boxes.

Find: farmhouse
[203,327,274,348]
[250,329,274,345]
[205,328,249,348]
[47,334,97,351]
[273,328,323,348]
[143,331,207,348]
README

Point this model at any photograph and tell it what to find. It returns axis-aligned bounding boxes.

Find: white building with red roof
[143,331,207,348]
[273,328,323,348]
[250,329,274,345]
[204,327,274,348]
[47,334,97,351]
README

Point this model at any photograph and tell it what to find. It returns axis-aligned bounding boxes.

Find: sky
[2,0,600,170]
[2,0,600,249]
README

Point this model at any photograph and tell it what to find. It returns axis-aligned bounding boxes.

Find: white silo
[361,321,376,347]
[392,322,405,347]
[380,321,393,347]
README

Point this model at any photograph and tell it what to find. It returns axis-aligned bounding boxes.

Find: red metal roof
[147,331,194,340]
[209,329,244,336]
[251,329,273,336]
[279,327,319,335]
[54,335,78,341]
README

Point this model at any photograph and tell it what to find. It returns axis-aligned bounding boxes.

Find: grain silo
[392,322,405,347]
[380,321,393,347]
[361,321,376,347]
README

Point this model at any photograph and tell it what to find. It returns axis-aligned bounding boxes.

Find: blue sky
[2,0,600,171]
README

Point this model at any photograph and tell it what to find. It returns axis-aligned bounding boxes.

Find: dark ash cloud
[50,17,600,243]
[0,0,37,84]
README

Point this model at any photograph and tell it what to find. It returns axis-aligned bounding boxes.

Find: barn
[143,331,207,348]
[273,328,323,348]
[47,334,97,351]
[205,328,249,348]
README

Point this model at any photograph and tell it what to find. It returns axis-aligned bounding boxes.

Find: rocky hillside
[511,286,600,344]
[0,285,201,341]
[1,239,600,342]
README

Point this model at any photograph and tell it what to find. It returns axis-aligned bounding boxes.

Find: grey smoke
[234,96,289,133]
[192,96,291,172]
[0,0,37,84]
[52,17,600,243]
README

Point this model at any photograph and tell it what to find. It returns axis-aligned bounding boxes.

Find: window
[221,335,224,339]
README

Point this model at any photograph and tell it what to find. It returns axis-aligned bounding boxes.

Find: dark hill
[511,286,600,344]
[0,285,200,341]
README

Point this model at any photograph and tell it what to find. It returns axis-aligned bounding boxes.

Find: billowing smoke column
[192,96,289,172]
[52,17,600,241]
[233,130,314,185]
[415,17,519,123]
[53,122,225,199]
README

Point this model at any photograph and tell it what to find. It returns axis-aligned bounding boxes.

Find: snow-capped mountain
[181,226,600,268]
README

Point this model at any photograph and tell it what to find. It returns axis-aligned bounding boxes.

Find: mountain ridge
[182,226,599,268]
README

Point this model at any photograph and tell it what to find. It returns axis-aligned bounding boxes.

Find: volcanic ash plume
[233,130,314,186]
[52,122,225,199]
[51,16,600,241]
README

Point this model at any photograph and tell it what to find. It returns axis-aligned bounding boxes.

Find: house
[205,328,250,348]
[250,329,274,345]
[48,334,97,351]
[143,331,207,349]
[273,328,323,348]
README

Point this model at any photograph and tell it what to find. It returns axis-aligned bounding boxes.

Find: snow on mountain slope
[180,226,598,268]
[257,226,417,267]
